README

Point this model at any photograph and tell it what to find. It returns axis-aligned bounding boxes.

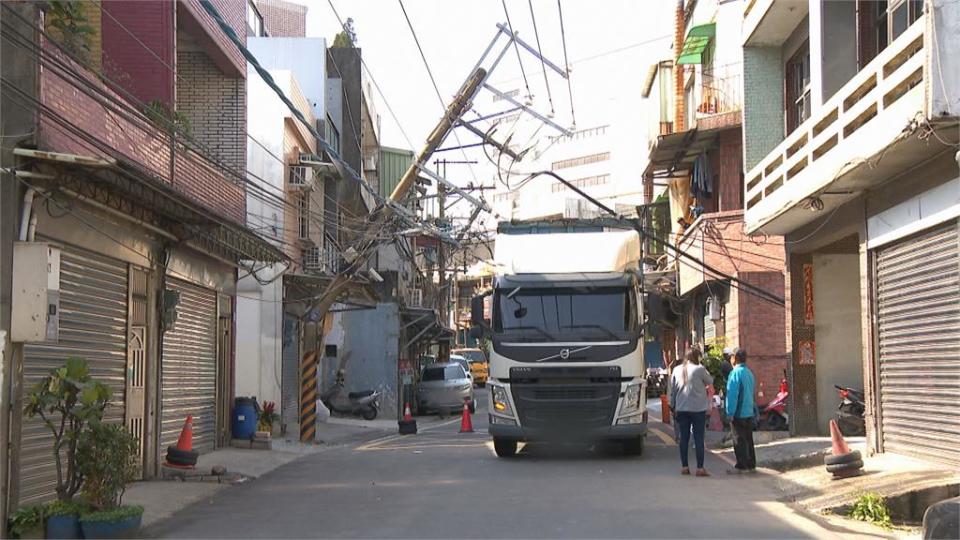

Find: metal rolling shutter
[876,221,960,465]
[161,278,218,454]
[19,246,129,505]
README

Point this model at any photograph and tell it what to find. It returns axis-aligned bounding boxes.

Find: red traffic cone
[459,399,474,433]
[829,419,851,456]
[398,403,417,435]
[174,415,194,452]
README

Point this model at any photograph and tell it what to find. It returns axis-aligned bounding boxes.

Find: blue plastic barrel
[232,397,258,439]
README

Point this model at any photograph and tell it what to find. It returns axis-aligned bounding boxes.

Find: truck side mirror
[470,294,491,338]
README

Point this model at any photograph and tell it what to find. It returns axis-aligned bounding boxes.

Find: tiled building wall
[255,0,307,37]
[742,46,784,170]
[39,39,244,223]
[176,50,246,177]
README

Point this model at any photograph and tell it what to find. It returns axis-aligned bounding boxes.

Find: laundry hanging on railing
[691,153,713,199]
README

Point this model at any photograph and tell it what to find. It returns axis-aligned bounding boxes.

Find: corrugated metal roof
[380,146,415,198]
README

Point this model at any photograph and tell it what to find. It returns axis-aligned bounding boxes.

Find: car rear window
[422,366,466,381]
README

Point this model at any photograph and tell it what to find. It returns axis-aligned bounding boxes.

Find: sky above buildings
[302,0,675,228]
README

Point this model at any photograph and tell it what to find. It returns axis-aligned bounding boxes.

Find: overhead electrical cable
[527,0,555,116]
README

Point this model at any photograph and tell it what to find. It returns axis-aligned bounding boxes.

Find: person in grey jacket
[669,349,715,476]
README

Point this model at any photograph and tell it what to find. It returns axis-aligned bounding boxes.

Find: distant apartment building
[487,104,644,221]
[740,0,959,464]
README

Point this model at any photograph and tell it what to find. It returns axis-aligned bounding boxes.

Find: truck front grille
[512,383,619,431]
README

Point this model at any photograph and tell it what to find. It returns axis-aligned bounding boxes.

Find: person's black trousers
[732,418,757,470]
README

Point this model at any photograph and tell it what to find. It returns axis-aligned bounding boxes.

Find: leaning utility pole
[297,68,486,440]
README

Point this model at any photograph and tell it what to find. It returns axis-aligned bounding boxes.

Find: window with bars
[551,174,610,192]
[550,152,611,171]
[785,40,811,135]
[493,89,520,102]
[297,192,310,240]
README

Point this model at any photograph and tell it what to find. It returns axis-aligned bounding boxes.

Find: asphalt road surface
[150,389,878,539]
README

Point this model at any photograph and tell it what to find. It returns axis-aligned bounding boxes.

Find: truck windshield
[495,286,631,342]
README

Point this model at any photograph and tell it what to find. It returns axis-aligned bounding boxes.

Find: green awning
[677,23,715,65]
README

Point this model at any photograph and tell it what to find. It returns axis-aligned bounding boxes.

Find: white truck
[470,230,647,457]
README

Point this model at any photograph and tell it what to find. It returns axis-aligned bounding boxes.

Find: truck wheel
[623,437,645,456]
[493,438,517,458]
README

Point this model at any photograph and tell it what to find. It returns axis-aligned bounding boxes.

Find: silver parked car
[418,363,476,415]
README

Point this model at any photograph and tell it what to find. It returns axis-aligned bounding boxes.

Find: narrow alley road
[148,392,880,539]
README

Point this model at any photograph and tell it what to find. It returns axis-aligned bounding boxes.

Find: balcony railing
[698,64,742,118]
[744,18,926,229]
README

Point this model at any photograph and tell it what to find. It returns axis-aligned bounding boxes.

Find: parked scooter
[758,375,789,431]
[321,370,380,420]
[835,384,865,436]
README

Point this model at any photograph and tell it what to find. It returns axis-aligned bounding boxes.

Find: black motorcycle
[835,384,865,436]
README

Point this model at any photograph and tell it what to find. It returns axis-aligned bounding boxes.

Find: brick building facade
[255,0,308,38]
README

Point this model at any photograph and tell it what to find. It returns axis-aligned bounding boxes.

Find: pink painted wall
[101,1,175,106]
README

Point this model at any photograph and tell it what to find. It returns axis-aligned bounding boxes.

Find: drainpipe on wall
[674,0,686,134]
[18,186,35,242]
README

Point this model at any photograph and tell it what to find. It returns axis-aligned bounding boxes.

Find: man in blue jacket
[725,349,757,473]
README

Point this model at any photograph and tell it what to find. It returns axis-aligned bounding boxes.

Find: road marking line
[355,416,465,451]
[649,427,674,445]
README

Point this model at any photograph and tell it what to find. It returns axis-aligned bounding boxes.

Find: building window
[247,0,267,37]
[551,174,610,192]
[859,0,923,69]
[785,40,811,135]
[324,114,340,156]
[297,192,310,240]
[550,152,610,171]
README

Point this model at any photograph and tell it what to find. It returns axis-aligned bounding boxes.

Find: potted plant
[23,358,110,538]
[76,423,142,539]
[258,401,280,436]
[8,505,44,539]
[43,500,87,539]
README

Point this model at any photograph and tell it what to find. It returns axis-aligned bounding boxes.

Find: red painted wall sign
[803,263,815,325]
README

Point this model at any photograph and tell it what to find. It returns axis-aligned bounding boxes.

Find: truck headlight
[490,384,512,415]
[620,382,642,414]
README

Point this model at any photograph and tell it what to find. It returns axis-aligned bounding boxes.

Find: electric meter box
[11,242,61,343]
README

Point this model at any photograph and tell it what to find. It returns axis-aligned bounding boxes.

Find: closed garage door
[161,278,218,454]
[19,245,129,505]
[875,221,960,465]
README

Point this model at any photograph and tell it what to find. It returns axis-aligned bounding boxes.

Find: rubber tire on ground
[761,414,787,432]
[362,407,378,421]
[623,437,645,456]
[493,438,517,458]
[824,450,862,466]
[825,460,863,473]
[165,445,199,466]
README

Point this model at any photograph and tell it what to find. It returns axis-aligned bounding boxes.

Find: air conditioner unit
[363,155,377,172]
[303,246,321,272]
[409,288,423,307]
[289,165,309,188]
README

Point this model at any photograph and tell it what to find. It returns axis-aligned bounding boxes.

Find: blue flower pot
[45,514,82,539]
[79,514,141,539]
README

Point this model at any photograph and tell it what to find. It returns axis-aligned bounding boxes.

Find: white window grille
[289,165,309,187]
[297,192,310,240]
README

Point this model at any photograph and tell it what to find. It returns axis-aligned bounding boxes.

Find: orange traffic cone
[398,403,417,435]
[459,399,474,433]
[174,415,194,452]
[829,419,851,455]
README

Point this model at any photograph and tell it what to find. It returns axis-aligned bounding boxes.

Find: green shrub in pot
[8,505,44,539]
[76,423,141,538]
[22,357,111,502]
